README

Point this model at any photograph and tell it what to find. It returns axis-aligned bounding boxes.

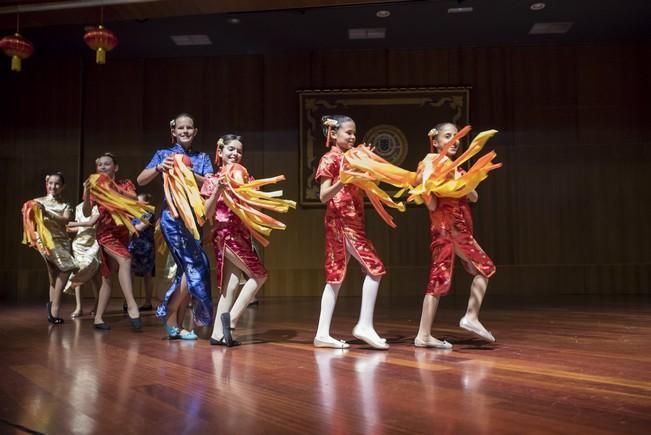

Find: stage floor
[1,297,650,434]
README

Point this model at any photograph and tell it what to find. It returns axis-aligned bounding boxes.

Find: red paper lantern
[83,25,118,64]
[0,33,34,72]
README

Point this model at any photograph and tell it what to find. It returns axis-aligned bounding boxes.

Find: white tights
[315,241,382,341]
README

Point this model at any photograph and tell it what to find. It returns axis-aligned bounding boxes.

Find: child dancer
[64,201,101,318]
[314,115,389,350]
[84,153,142,331]
[23,172,76,324]
[137,113,214,340]
[414,123,497,348]
[128,193,156,311]
[202,135,268,347]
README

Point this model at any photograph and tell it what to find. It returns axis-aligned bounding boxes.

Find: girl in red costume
[414,123,496,349]
[83,153,142,331]
[202,134,268,346]
[313,115,389,350]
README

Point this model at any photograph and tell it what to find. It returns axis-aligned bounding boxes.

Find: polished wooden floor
[1,297,650,435]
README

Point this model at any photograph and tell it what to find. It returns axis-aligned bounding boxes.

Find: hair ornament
[428,128,439,153]
[214,138,225,165]
[323,118,339,148]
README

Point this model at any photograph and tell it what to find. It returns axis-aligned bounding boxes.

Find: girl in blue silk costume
[136,113,214,340]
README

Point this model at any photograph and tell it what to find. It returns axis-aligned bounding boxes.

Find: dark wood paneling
[2,43,650,303]
[0,58,82,302]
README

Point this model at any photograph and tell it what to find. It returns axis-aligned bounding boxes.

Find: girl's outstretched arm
[67,214,100,228]
[203,177,224,225]
[319,178,344,204]
[82,178,93,217]
[194,173,207,187]
[43,206,72,225]
[426,196,438,212]
[138,155,174,186]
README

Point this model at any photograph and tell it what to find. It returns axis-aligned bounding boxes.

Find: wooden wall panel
[83,60,146,188]
[310,49,388,89]
[2,43,650,304]
[0,58,82,302]
[82,60,146,297]
[261,52,322,297]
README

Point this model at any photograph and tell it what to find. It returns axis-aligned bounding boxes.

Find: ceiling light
[448,7,473,14]
[227,17,241,24]
[376,10,391,18]
[529,22,573,34]
[348,28,386,40]
[170,34,212,46]
[530,2,546,11]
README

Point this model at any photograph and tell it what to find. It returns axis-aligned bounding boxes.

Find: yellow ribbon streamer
[87,174,154,235]
[409,129,502,204]
[162,154,206,240]
[21,200,55,255]
[220,164,296,247]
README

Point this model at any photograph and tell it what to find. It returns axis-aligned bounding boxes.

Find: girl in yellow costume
[64,201,101,318]
[22,172,76,324]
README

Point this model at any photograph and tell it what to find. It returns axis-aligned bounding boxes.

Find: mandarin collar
[172,143,193,154]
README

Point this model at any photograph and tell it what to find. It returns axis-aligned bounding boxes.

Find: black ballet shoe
[46,301,64,325]
[94,322,111,330]
[220,312,234,347]
[129,315,143,331]
[210,336,241,347]
[209,337,227,346]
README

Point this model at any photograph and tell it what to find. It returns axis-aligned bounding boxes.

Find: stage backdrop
[1,44,650,304]
[299,87,470,205]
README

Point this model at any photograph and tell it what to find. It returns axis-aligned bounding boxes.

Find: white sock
[210,267,239,340]
[358,274,381,331]
[316,282,341,338]
[230,276,266,325]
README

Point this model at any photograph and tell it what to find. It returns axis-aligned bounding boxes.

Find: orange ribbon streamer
[219,163,296,247]
[162,154,206,240]
[87,173,154,235]
[409,129,502,204]
[338,127,502,218]
[21,200,55,255]
[340,145,411,228]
